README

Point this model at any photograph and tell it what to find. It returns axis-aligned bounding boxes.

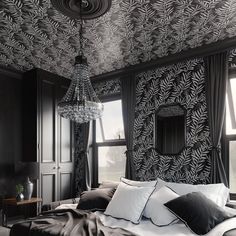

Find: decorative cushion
[104,182,155,224]
[121,177,157,187]
[157,178,229,207]
[164,192,234,235]
[144,186,179,226]
[77,188,116,212]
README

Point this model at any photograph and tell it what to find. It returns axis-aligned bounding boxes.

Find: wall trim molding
[0,65,23,80]
[91,36,236,81]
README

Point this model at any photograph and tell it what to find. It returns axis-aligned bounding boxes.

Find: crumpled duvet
[10,209,137,236]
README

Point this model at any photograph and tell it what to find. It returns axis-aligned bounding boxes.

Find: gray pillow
[77,188,116,212]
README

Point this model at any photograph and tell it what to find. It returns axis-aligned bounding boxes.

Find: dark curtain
[74,122,90,196]
[204,51,228,186]
[121,76,136,180]
[82,122,91,191]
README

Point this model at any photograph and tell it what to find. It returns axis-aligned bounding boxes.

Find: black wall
[0,68,22,201]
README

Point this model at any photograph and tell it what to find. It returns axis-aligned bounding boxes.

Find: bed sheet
[95,206,236,236]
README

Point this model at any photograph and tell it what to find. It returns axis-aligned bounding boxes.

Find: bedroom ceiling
[1,0,236,78]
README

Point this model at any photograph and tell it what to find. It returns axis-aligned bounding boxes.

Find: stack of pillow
[77,177,234,235]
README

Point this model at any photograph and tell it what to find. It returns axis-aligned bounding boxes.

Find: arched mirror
[154,103,186,155]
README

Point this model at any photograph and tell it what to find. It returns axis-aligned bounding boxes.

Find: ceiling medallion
[51,0,112,20]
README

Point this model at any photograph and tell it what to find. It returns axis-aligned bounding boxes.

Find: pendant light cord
[79,0,83,56]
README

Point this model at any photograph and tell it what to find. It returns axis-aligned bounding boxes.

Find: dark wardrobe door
[22,69,74,205]
[57,84,74,200]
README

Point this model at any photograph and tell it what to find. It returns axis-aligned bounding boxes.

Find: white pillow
[55,204,77,210]
[156,178,229,207]
[104,182,155,224]
[144,186,179,226]
[121,177,157,187]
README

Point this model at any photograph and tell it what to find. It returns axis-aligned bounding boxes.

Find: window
[96,100,125,142]
[225,77,236,198]
[226,78,236,135]
[93,99,126,186]
[229,141,236,193]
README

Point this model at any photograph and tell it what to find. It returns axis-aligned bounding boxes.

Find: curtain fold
[204,51,228,187]
[75,122,91,196]
[121,75,136,180]
[82,122,91,191]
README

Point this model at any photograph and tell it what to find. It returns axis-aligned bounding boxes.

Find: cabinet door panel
[60,172,72,200]
[61,117,72,163]
[41,173,56,204]
[57,85,74,200]
[41,80,55,163]
[58,86,73,163]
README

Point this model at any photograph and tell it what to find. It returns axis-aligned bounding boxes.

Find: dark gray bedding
[10,209,137,236]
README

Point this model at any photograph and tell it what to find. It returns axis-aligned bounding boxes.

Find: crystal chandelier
[58,55,103,123]
[57,1,103,123]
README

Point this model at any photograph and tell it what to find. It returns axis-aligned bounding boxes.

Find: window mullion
[227,79,236,129]
[99,117,106,142]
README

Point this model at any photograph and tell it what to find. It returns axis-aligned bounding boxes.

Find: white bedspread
[96,206,236,236]
[56,204,236,236]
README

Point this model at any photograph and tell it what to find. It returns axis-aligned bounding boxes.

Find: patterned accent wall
[75,59,212,195]
[133,58,211,184]
[229,49,236,69]
[74,52,236,194]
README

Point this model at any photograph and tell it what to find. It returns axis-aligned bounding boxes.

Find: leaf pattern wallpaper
[229,49,236,68]
[133,58,211,184]
[1,0,236,78]
[74,58,212,195]
[87,51,236,187]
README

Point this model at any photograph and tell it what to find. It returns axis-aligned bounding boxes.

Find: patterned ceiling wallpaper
[1,0,236,78]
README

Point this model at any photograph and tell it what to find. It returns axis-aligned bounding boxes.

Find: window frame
[222,69,236,200]
[91,94,126,188]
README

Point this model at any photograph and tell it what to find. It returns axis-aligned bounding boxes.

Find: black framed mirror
[154,103,186,155]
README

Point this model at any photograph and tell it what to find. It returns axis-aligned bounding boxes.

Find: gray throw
[10,209,137,236]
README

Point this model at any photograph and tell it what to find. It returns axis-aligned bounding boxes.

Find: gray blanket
[10,209,137,236]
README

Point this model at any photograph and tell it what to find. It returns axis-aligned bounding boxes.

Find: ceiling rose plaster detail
[50,0,112,20]
[0,0,236,78]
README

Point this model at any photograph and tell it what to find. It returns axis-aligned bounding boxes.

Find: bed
[10,178,236,236]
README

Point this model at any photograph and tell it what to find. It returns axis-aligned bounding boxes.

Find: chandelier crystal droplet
[58,56,103,123]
